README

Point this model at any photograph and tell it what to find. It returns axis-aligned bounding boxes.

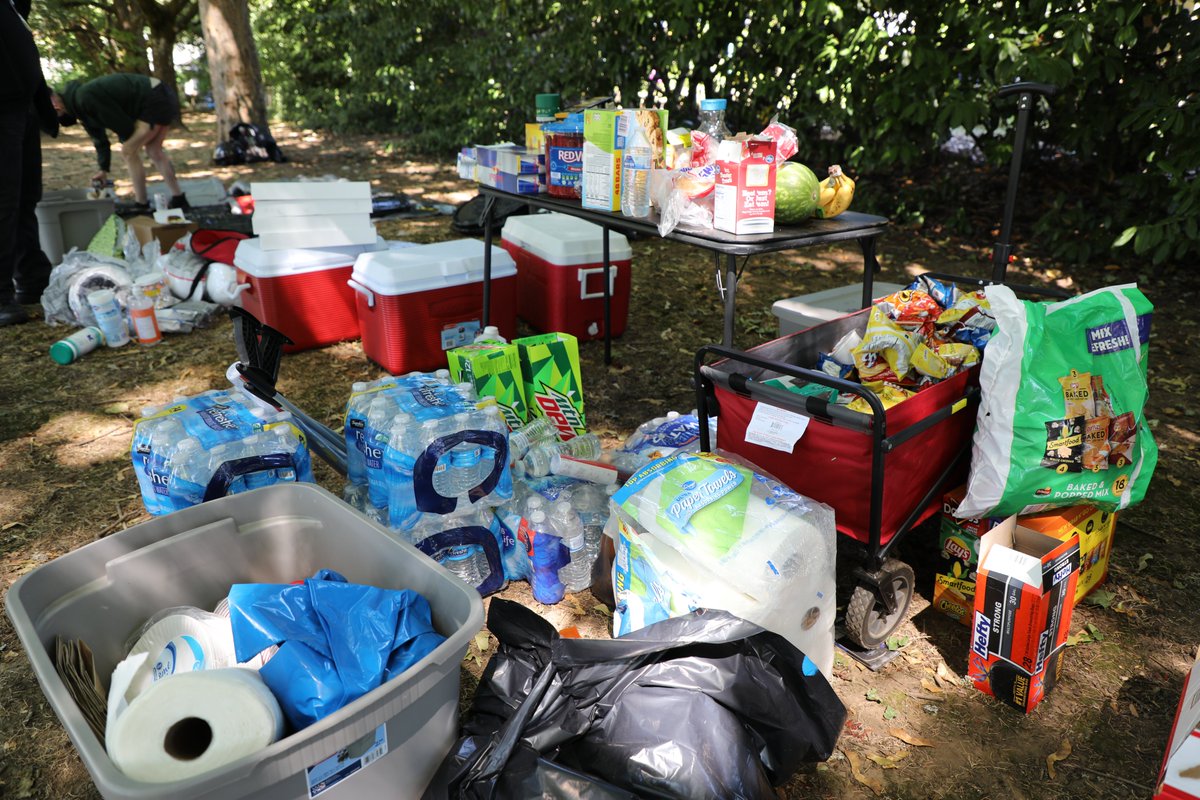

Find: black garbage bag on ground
[213,122,287,165]
[427,599,846,799]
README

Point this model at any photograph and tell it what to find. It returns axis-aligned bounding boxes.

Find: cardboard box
[513,332,586,440]
[970,516,1080,713]
[1019,505,1116,605]
[580,109,668,212]
[125,215,197,251]
[1155,645,1200,799]
[447,343,529,430]
[525,123,546,153]
[713,136,777,235]
[932,486,1009,624]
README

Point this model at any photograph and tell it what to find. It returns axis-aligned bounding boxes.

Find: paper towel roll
[107,668,285,783]
[124,611,237,700]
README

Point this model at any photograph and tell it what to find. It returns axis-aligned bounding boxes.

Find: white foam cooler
[771,281,906,336]
[349,239,518,374]
[233,237,389,353]
[500,213,632,340]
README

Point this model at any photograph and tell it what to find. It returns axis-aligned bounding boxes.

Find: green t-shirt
[62,74,156,171]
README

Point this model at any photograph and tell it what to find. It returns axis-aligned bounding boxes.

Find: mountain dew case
[447,343,529,430]
[514,333,586,440]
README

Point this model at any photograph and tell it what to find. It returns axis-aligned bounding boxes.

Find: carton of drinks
[714,135,778,235]
[581,109,668,212]
[447,342,530,430]
[514,332,586,440]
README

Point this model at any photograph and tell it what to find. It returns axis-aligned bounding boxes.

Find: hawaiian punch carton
[447,342,529,430]
[714,135,777,235]
[970,517,1080,713]
[514,333,586,440]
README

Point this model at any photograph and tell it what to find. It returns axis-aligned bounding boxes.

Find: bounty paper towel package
[612,451,837,676]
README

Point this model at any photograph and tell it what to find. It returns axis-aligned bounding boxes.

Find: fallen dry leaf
[889,728,935,747]
[920,678,943,694]
[1130,703,1139,718]
[1046,739,1072,780]
[842,748,883,795]
[867,750,911,769]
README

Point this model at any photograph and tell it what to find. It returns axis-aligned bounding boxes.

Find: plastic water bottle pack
[341,371,512,533]
[131,390,314,515]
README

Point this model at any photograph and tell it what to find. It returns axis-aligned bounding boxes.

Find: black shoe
[15,285,46,304]
[118,201,152,217]
[168,193,191,211]
[0,303,30,327]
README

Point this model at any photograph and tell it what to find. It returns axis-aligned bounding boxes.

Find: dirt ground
[1,112,1197,799]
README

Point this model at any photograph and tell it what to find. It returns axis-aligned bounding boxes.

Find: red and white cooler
[349,239,518,374]
[500,213,632,340]
[233,237,388,352]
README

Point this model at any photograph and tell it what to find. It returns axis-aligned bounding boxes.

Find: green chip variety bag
[956,283,1157,518]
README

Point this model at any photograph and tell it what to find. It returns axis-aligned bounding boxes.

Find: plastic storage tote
[500,212,632,340]
[349,239,518,374]
[233,236,388,353]
[771,281,905,337]
[36,188,115,265]
[4,483,483,800]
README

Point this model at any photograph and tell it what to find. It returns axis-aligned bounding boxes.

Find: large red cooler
[233,237,387,352]
[349,239,518,374]
[500,213,632,340]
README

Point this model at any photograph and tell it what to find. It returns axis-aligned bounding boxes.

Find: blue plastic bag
[227,569,446,730]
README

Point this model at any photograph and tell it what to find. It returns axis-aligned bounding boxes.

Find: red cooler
[500,213,632,340]
[349,239,518,374]
[233,237,387,352]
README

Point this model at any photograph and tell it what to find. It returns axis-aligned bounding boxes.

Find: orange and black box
[969,517,1080,713]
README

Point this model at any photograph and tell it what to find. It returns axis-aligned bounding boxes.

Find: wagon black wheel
[844,558,915,649]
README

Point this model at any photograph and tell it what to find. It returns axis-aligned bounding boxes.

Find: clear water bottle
[441,543,487,588]
[523,433,603,477]
[697,98,732,142]
[423,418,456,498]
[434,369,451,383]
[549,500,591,593]
[344,381,370,487]
[474,325,507,344]
[509,417,558,460]
[571,482,614,565]
[448,411,482,496]
[166,437,209,509]
[620,111,653,218]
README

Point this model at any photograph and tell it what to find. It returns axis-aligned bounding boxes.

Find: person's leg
[14,110,52,303]
[0,106,30,325]
[122,121,157,204]
[144,124,182,196]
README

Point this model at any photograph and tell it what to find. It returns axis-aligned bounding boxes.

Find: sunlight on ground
[37,411,132,467]
[0,485,24,523]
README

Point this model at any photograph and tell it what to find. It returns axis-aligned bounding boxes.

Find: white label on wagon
[306,724,388,798]
[744,402,810,454]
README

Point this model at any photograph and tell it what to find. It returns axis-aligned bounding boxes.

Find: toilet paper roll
[123,609,237,701]
[107,668,285,783]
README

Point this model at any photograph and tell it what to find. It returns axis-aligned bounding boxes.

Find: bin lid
[351,239,516,295]
[501,213,632,265]
[234,236,388,276]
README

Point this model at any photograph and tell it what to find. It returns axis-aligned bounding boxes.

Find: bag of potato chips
[956,284,1157,517]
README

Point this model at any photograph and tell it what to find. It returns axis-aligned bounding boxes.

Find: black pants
[0,106,51,304]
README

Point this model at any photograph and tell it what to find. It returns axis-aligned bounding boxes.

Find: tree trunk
[198,0,269,140]
[112,0,150,72]
[148,25,178,103]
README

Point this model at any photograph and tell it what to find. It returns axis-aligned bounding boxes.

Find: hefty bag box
[969,517,1080,713]
[447,342,530,430]
[1156,645,1200,799]
[514,333,586,440]
[581,109,668,211]
[714,136,778,235]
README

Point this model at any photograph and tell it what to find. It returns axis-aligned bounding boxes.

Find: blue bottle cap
[700,98,727,111]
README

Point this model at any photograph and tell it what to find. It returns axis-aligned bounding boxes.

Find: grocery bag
[957,283,1157,517]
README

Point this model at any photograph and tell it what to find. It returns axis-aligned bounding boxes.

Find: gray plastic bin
[36,188,116,264]
[4,483,483,800]
[771,281,906,336]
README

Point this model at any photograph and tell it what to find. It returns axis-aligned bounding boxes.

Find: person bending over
[51,73,190,211]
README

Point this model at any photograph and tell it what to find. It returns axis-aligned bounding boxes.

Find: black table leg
[480,195,497,328]
[859,236,880,309]
[723,253,737,347]
[603,227,612,365]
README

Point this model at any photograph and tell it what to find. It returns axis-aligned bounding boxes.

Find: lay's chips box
[514,332,586,440]
[447,342,529,430]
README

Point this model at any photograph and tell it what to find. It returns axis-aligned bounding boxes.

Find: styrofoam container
[36,189,115,264]
[349,239,518,374]
[253,199,373,217]
[771,282,906,336]
[4,483,484,800]
[251,182,371,202]
[147,177,227,207]
[234,236,388,352]
[500,213,632,340]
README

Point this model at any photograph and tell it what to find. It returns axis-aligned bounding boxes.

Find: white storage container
[36,189,115,264]
[771,282,906,336]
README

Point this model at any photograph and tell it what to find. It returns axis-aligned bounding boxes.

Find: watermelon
[774,162,820,224]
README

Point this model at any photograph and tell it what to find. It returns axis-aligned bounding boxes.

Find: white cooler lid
[351,239,516,295]
[501,212,632,264]
[234,236,388,277]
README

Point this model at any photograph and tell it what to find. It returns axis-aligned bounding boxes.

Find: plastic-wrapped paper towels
[107,662,284,782]
[612,451,837,677]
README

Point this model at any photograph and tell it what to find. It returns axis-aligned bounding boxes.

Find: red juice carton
[713,136,777,235]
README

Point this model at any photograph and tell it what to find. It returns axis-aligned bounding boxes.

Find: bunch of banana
[815,165,855,219]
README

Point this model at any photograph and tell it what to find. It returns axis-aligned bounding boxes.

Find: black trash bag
[427,599,845,799]
[451,194,530,236]
[213,138,246,166]
[214,123,287,166]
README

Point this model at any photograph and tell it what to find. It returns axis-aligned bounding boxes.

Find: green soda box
[514,332,587,439]
[447,343,529,430]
